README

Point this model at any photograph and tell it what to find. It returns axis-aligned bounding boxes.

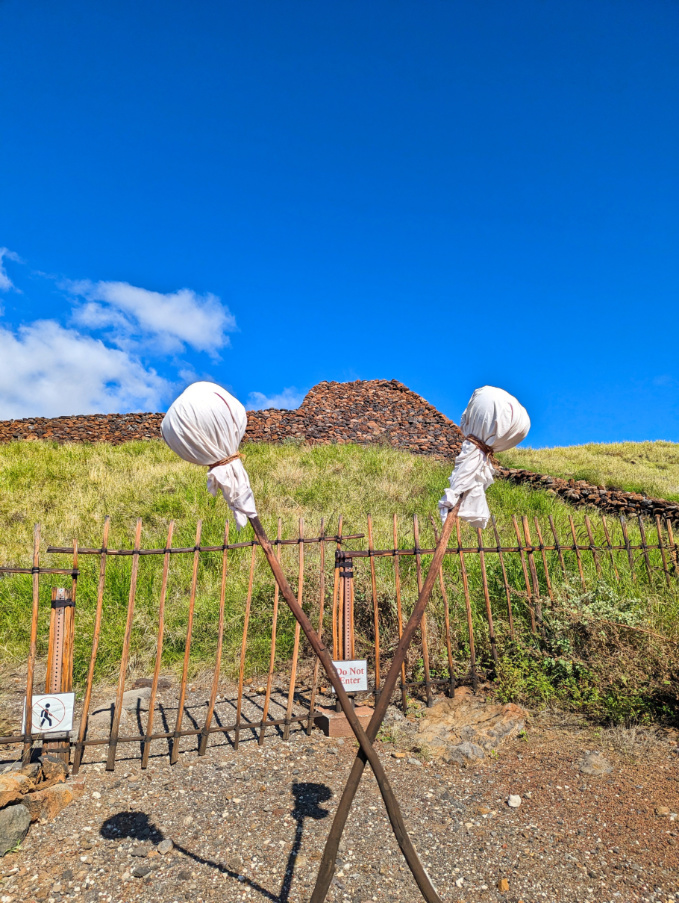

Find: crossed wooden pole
[249,500,461,903]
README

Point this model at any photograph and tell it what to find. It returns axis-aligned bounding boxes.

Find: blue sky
[1,0,678,447]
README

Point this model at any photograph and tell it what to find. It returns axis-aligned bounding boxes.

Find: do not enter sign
[331,660,368,693]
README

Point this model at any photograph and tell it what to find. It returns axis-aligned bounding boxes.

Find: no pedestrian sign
[23,693,75,734]
[331,660,368,693]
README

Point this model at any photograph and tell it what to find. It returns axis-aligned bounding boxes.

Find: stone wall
[1,379,677,524]
[496,466,679,525]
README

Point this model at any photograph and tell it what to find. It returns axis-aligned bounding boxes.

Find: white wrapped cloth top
[161,381,257,530]
[438,386,530,530]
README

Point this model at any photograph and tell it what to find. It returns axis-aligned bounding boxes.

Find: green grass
[498,440,679,502]
[1,440,677,724]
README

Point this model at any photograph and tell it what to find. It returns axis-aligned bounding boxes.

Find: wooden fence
[0,511,676,772]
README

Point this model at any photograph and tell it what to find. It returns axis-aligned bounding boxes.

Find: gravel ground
[1,688,678,903]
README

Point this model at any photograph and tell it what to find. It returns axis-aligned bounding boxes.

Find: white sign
[23,693,75,734]
[331,660,368,693]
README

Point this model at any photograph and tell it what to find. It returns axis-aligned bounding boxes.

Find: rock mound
[418,687,527,765]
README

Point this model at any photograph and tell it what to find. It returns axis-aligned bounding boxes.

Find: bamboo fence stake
[367,515,381,697]
[666,518,678,576]
[567,516,586,591]
[260,518,283,745]
[584,516,602,578]
[73,517,110,774]
[522,518,543,633]
[512,516,536,633]
[477,528,498,662]
[106,518,143,771]
[331,516,343,659]
[141,521,174,768]
[199,520,228,756]
[170,520,202,766]
[430,517,456,697]
[234,543,256,750]
[548,515,567,578]
[619,517,636,583]
[601,515,620,580]
[307,518,326,734]
[491,516,514,639]
[656,515,671,586]
[22,525,41,766]
[637,516,653,584]
[413,515,433,706]
[534,517,554,602]
[283,518,304,740]
[456,518,477,692]
[392,515,408,711]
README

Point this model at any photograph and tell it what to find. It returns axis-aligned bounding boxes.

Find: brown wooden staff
[250,501,461,903]
[308,500,462,902]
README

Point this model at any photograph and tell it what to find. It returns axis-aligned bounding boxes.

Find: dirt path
[1,707,678,903]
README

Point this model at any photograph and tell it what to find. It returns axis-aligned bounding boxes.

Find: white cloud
[0,247,21,292]
[0,320,169,419]
[68,279,236,355]
[246,387,305,410]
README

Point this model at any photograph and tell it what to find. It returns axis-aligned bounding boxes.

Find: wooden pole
[106,518,142,771]
[169,520,201,766]
[142,521,175,768]
[22,525,41,766]
[259,518,283,745]
[234,544,256,750]
[73,517,111,774]
[392,515,408,711]
[199,520,228,756]
[251,511,457,903]
[413,515,433,706]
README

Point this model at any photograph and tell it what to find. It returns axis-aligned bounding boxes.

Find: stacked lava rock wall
[244,379,466,458]
[1,379,677,523]
[0,380,465,458]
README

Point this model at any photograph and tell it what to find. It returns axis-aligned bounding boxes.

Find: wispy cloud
[0,320,170,419]
[0,247,21,292]
[67,279,237,355]
[246,387,305,410]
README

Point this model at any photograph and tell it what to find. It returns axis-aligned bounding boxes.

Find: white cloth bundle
[438,386,530,530]
[161,381,257,530]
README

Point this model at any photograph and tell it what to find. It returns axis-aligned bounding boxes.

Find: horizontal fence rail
[0,511,676,771]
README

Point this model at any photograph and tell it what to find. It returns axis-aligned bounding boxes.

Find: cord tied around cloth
[207,452,242,470]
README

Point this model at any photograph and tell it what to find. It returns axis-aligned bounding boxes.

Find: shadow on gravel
[100,781,332,902]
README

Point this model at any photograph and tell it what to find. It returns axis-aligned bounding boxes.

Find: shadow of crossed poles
[100,781,332,902]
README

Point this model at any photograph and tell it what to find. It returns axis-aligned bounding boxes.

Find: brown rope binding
[466,434,494,457]
[207,452,242,470]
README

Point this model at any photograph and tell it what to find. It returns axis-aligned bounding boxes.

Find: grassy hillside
[498,440,679,502]
[1,440,677,725]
